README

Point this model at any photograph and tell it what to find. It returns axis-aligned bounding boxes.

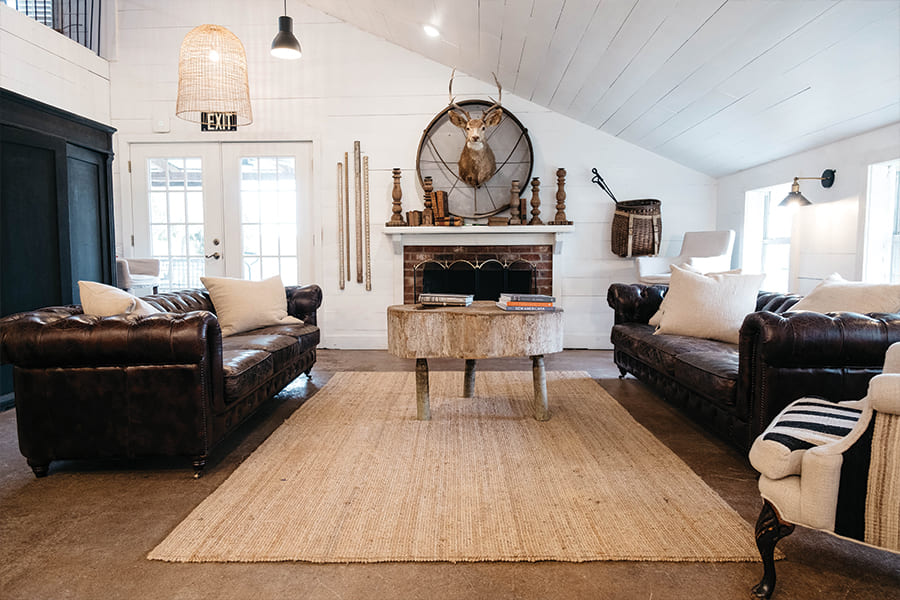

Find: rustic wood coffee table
[387,301,564,421]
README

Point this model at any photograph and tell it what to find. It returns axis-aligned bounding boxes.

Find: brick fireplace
[403,244,553,304]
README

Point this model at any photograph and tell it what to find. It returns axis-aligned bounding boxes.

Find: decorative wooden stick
[363,155,372,291]
[549,167,573,225]
[528,177,543,225]
[508,179,522,225]
[354,141,363,283]
[386,168,406,226]
[337,162,345,290]
[343,151,350,280]
[422,177,434,225]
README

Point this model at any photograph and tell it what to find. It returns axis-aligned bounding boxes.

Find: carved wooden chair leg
[752,500,795,599]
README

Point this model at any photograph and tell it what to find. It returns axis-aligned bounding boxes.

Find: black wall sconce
[780,169,836,207]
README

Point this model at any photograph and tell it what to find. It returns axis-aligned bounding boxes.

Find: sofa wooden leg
[617,366,627,379]
[27,458,49,478]
[752,500,794,599]
[192,457,207,479]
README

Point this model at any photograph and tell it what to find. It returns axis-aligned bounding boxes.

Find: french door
[130,142,312,291]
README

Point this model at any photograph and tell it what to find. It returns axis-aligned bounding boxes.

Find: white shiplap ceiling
[301,0,900,177]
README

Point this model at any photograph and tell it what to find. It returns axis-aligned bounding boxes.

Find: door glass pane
[146,157,205,291]
[240,155,298,285]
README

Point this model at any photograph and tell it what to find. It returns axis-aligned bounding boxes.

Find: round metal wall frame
[416,100,534,219]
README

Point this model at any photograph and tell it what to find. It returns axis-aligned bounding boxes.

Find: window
[743,182,793,292]
[863,159,900,283]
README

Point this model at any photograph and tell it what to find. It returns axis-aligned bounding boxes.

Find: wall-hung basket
[592,168,662,257]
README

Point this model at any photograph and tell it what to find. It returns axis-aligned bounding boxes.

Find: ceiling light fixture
[176,24,252,125]
[423,24,440,38]
[271,0,302,60]
[779,169,836,208]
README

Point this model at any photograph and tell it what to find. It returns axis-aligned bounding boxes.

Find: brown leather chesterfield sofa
[607,283,900,451]
[0,285,322,477]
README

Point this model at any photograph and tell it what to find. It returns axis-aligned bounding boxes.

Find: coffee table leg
[463,359,476,397]
[415,358,431,420]
[531,354,550,421]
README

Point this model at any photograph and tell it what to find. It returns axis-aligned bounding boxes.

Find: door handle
[205,252,221,260]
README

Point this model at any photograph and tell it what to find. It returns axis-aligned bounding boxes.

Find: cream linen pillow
[648,267,742,327]
[653,265,764,344]
[78,280,160,317]
[790,273,900,314]
[200,275,300,336]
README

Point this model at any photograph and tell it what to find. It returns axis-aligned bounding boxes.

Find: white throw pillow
[78,281,160,317]
[790,273,900,314]
[653,265,764,344]
[201,275,300,337]
[648,267,742,328]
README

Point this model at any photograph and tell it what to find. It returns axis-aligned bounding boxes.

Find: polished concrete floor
[0,350,897,600]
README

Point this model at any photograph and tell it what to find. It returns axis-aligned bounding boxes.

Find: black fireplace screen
[415,259,535,301]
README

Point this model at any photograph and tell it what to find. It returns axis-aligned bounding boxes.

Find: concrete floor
[0,349,897,600]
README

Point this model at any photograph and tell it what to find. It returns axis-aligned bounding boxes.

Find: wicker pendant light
[176,24,252,126]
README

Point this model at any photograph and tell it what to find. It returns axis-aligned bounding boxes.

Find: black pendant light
[271,0,301,60]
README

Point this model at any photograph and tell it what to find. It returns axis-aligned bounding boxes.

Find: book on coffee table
[419,293,473,306]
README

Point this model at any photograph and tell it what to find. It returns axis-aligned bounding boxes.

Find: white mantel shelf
[382,224,574,255]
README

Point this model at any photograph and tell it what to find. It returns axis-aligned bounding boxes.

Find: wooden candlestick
[422,177,435,226]
[549,167,573,225]
[386,167,406,226]
[508,179,522,225]
[528,177,543,225]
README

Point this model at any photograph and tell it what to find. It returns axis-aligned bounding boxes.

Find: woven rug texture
[149,370,762,563]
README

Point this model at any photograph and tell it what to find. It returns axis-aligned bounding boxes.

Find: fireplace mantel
[383,225,574,304]
[382,224,574,255]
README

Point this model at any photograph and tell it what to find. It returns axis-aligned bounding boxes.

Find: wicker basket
[611,199,662,258]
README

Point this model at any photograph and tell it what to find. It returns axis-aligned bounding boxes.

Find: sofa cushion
[222,348,274,402]
[749,397,864,480]
[674,351,739,407]
[611,323,735,377]
[201,275,301,336]
[252,322,321,353]
[223,334,299,373]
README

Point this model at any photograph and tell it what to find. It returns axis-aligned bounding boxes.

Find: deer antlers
[448,68,502,119]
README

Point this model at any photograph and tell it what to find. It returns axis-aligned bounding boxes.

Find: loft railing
[4,0,101,55]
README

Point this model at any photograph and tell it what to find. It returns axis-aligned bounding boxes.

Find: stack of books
[496,293,556,311]
[419,293,473,307]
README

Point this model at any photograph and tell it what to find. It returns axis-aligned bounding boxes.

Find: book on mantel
[419,293,473,306]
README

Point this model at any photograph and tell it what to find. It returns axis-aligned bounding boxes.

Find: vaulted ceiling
[301,0,900,177]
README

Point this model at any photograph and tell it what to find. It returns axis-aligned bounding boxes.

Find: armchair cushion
[201,275,301,336]
[78,280,161,317]
[749,397,865,480]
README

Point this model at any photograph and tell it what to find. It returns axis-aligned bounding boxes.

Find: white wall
[0,3,110,124]
[108,0,716,350]
[718,123,900,294]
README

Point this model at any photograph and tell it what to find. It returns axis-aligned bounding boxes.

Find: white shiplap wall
[0,3,110,124]
[717,123,900,295]
[104,0,717,349]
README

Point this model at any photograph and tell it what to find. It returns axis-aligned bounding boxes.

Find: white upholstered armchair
[115,258,161,295]
[748,343,900,598]
[634,230,735,284]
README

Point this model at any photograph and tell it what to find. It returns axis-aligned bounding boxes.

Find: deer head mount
[447,69,503,187]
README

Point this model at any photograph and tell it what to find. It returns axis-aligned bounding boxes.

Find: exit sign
[201,112,237,131]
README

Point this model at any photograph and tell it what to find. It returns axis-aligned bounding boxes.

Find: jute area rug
[149,371,763,563]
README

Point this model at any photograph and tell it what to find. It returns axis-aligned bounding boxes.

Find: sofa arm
[739,311,900,367]
[606,283,666,325]
[286,284,323,325]
[0,310,222,368]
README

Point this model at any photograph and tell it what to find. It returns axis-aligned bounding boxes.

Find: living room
[1,1,899,599]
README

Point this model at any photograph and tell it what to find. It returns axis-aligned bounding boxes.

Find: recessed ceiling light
[423,24,440,38]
